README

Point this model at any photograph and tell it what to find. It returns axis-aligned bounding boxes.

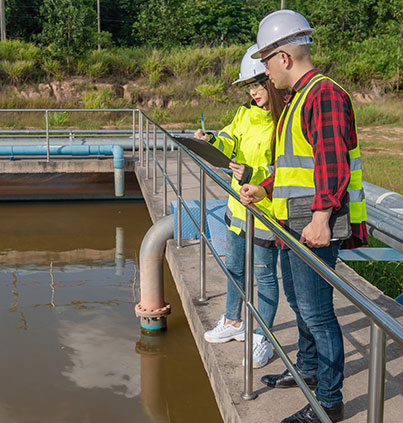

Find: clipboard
[173,135,231,168]
[286,193,352,240]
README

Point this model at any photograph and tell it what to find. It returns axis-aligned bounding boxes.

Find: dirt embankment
[0,77,196,110]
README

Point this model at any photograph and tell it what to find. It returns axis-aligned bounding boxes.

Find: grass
[345,236,403,299]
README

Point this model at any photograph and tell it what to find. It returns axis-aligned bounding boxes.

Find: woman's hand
[194,129,210,141]
[229,161,245,181]
[240,184,266,205]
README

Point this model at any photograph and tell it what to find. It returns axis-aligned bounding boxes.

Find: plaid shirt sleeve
[301,80,355,212]
[259,166,275,200]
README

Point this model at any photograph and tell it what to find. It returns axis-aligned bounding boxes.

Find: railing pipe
[132,110,136,158]
[368,323,386,423]
[241,210,257,400]
[176,147,183,248]
[139,112,144,166]
[199,169,208,302]
[146,119,150,179]
[153,124,157,195]
[45,110,50,161]
[163,133,168,216]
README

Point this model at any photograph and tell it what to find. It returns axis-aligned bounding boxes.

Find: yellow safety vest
[210,101,275,242]
[273,74,367,223]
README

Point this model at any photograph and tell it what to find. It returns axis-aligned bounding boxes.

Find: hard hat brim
[232,72,266,86]
[251,29,315,59]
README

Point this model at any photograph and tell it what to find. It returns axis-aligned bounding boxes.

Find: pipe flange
[135,302,171,318]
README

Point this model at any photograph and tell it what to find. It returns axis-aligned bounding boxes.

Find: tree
[38,0,97,69]
[133,0,274,48]
[99,0,143,46]
[4,0,43,41]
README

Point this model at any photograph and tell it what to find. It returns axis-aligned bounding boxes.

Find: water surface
[0,201,222,422]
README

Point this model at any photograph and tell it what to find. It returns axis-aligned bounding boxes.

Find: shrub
[42,59,65,79]
[221,63,239,85]
[0,40,40,61]
[82,88,115,109]
[1,60,36,84]
[87,62,108,79]
[144,50,167,86]
[195,80,225,103]
[49,111,70,126]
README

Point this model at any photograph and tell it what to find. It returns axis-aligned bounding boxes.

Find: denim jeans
[225,229,279,337]
[279,241,344,408]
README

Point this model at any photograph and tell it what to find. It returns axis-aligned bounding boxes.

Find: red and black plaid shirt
[260,68,368,249]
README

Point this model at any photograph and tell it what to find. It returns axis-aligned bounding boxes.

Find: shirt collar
[284,68,321,104]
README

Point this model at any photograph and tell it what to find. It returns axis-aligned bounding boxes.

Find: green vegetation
[1,1,402,298]
[345,236,402,299]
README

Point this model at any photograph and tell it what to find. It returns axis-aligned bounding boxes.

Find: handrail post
[132,110,136,158]
[177,147,182,248]
[45,110,50,161]
[139,112,144,166]
[367,322,386,423]
[163,133,167,216]
[242,209,257,400]
[145,118,150,179]
[199,168,208,302]
[153,124,157,195]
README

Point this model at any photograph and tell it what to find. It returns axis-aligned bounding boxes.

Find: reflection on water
[0,201,222,423]
[60,311,141,398]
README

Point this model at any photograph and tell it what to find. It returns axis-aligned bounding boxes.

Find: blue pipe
[0,145,125,196]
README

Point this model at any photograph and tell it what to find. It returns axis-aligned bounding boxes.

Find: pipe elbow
[112,145,125,169]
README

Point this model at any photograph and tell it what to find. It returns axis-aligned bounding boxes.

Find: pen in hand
[201,113,206,135]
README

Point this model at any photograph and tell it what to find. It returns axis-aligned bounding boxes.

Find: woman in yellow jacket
[194,44,287,368]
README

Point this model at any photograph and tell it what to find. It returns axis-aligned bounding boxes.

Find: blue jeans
[225,229,279,337]
[280,241,344,408]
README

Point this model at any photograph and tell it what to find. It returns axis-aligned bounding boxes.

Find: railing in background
[136,110,403,423]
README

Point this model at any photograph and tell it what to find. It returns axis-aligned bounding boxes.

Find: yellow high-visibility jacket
[209,100,276,245]
[273,74,367,224]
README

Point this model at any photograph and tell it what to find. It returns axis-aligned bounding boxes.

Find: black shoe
[281,402,344,423]
[261,367,318,389]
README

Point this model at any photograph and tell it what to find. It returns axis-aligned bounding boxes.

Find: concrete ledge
[0,156,135,173]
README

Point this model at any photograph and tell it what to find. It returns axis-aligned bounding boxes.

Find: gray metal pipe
[363,181,403,213]
[366,208,403,252]
[135,214,174,331]
[367,323,386,423]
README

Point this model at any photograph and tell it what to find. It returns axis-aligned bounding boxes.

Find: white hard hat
[232,44,266,85]
[251,9,314,59]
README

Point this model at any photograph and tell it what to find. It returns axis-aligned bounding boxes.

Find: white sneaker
[204,315,245,343]
[242,334,274,369]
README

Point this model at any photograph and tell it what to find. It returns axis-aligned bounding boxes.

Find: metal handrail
[137,109,403,423]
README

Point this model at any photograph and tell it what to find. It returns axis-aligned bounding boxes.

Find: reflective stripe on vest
[225,206,276,241]
[273,74,367,223]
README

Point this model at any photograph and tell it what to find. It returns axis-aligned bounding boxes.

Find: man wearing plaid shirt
[240,10,367,423]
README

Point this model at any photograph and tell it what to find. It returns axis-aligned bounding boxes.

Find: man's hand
[240,184,266,205]
[300,208,333,248]
[229,161,245,181]
[194,129,210,141]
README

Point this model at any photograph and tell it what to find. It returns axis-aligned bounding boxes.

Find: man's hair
[284,44,311,62]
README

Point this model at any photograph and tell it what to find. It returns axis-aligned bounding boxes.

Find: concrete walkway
[135,152,403,423]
